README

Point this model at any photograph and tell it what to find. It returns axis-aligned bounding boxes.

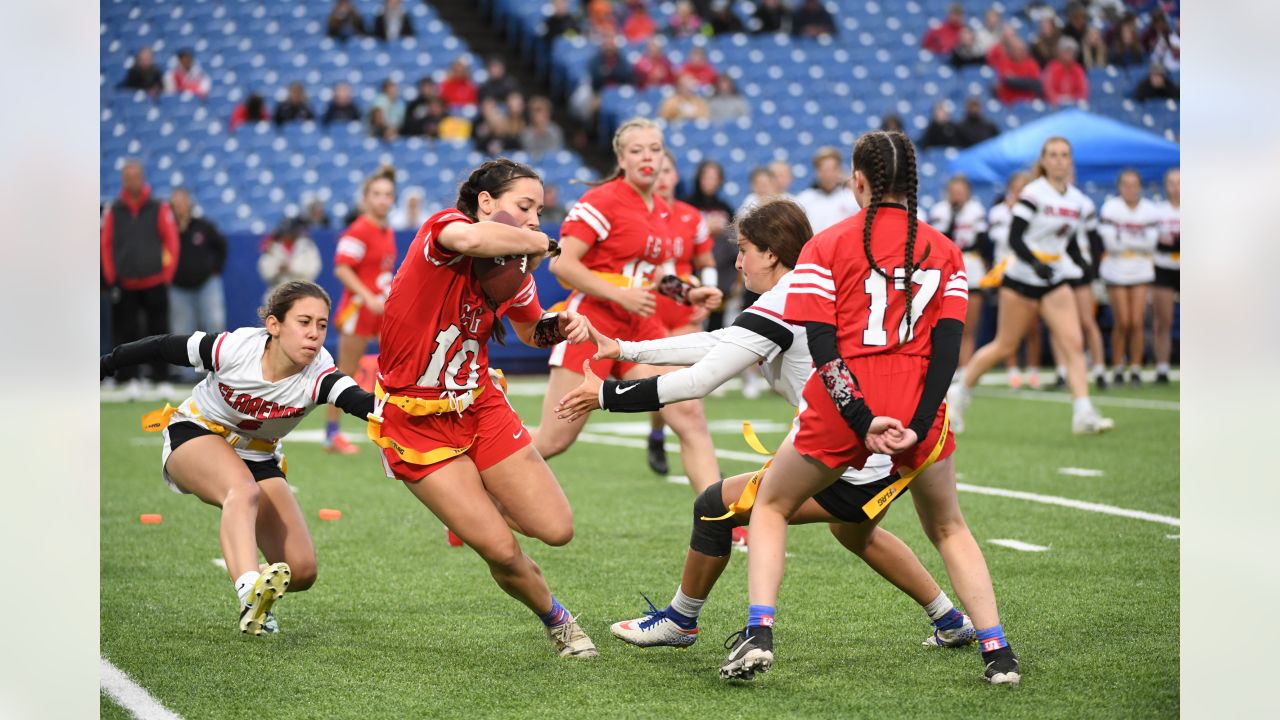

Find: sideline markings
[1058,467,1105,477]
[101,657,184,720]
[989,539,1050,552]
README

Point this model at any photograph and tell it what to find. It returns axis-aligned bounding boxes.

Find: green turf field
[101,379,1179,719]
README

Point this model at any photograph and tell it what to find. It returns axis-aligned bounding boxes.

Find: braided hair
[852,130,924,340]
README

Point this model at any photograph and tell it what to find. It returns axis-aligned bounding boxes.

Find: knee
[534,523,574,548]
[288,560,318,592]
[225,479,260,508]
[924,517,970,546]
[478,539,526,574]
[534,430,572,460]
[829,523,871,554]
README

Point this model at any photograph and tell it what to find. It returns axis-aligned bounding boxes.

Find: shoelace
[635,592,666,631]
[722,627,750,652]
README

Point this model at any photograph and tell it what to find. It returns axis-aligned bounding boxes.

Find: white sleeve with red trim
[423,210,471,266]
[335,234,367,267]
[503,276,543,324]
[783,239,838,325]
[561,198,612,243]
[939,248,970,323]
[186,331,211,370]
[198,330,233,373]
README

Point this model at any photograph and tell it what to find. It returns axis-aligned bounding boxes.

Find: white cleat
[923,614,976,648]
[610,612,700,648]
[546,615,599,658]
[1072,409,1115,434]
[947,383,970,434]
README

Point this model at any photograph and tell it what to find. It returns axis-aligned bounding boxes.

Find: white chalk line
[101,657,184,720]
[989,539,1051,552]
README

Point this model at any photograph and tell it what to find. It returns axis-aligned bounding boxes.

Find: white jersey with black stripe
[1002,177,1096,287]
[1098,196,1160,285]
[1153,198,1181,271]
[174,327,356,461]
[987,201,1015,264]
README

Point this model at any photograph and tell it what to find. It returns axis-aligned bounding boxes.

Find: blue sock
[747,604,775,630]
[649,429,665,442]
[977,624,1008,653]
[325,420,340,438]
[538,597,570,628]
[664,605,697,630]
[933,608,966,631]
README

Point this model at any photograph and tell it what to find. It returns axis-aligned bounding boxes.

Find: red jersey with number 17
[786,205,968,359]
[377,209,544,397]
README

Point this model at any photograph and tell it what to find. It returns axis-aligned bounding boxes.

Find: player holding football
[718,131,1020,684]
[372,158,599,659]
[100,281,377,635]
[556,198,991,657]
[325,165,398,454]
[532,118,722,494]
[948,137,1114,435]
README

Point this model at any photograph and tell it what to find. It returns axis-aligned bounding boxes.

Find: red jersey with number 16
[561,177,673,286]
[786,205,968,360]
[377,209,544,397]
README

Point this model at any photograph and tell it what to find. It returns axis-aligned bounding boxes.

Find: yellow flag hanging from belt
[700,421,774,521]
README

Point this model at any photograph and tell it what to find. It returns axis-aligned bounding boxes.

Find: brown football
[472,210,533,307]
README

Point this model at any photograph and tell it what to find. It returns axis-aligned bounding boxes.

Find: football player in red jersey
[372,159,599,659]
[325,165,399,454]
[532,118,722,494]
[720,132,1020,685]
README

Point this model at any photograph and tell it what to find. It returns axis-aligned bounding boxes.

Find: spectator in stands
[923,3,966,56]
[920,101,963,148]
[1043,37,1088,106]
[541,183,568,225]
[707,75,748,122]
[768,159,794,197]
[389,186,427,232]
[622,0,658,42]
[707,0,745,35]
[794,145,858,233]
[1081,26,1108,68]
[373,78,406,130]
[520,96,566,158]
[972,8,1004,56]
[121,47,163,95]
[590,35,633,92]
[229,93,270,131]
[473,97,521,155]
[323,82,361,125]
[586,0,620,42]
[1108,13,1145,68]
[163,48,211,98]
[257,218,322,300]
[682,159,735,331]
[101,160,180,389]
[634,38,677,89]
[1145,11,1179,72]
[791,0,836,38]
[658,75,711,122]
[544,0,582,42]
[668,1,706,38]
[957,97,999,147]
[374,0,415,41]
[478,57,520,106]
[167,188,227,380]
[991,36,1042,104]
[1062,3,1090,55]
[303,198,331,229]
[950,27,988,68]
[368,106,397,141]
[401,77,442,137]
[327,0,367,40]
[1030,16,1062,66]
[752,0,789,34]
[1133,62,1179,102]
[679,46,718,87]
[440,57,479,108]
[737,166,776,215]
[274,82,316,126]
[880,113,904,132]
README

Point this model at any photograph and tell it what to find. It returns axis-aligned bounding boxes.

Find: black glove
[1032,262,1054,281]
[101,355,114,380]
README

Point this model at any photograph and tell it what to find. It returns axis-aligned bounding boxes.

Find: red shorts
[549,294,666,379]
[655,294,695,332]
[793,354,956,475]
[335,297,383,337]
[378,380,532,481]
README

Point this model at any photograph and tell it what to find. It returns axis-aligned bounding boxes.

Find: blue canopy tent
[947,109,1180,186]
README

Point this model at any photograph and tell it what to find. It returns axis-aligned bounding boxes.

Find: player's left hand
[558,310,592,344]
[555,361,604,422]
[884,428,920,453]
[688,285,723,310]
[864,416,905,454]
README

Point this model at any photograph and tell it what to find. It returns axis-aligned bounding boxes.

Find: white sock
[234,570,260,603]
[669,586,707,620]
[1056,365,1066,378]
[1128,364,1141,375]
[1072,397,1095,416]
[1091,364,1105,377]
[923,591,955,622]
[1156,363,1170,374]
[953,367,966,385]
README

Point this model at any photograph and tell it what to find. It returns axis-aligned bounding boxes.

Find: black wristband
[600,376,663,413]
[532,313,567,348]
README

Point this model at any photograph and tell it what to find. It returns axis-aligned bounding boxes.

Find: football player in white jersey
[1099,169,1161,386]
[985,172,1044,388]
[101,281,376,635]
[929,175,989,366]
[1151,168,1180,384]
[949,136,1114,434]
[557,200,1012,670]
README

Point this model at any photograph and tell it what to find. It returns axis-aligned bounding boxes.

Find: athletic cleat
[239,562,290,635]
[731,526,749,549]
[1112,369,1126,387]
[1072,409,1115,434]
[610,595,699,648]
[982,646,1021,685]
[647,435,669,475]
[1094,372,1108,391]
[719,626,773,680]
[946,383,969,434]
[923,614,976,648]
[1155,371,1170,385]
[546,615,599,658]
[1051,374,1067,391]
[261,611,279,635]
[742,373,763,399]
[1007,371,1022,390]
[323,432,360,455]
[1129,371,1143,388]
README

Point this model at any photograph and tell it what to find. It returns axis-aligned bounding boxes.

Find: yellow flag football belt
[140,402,279,453]
[978,252,1062,290]
[557,270,652,291]
[365,382,484,467]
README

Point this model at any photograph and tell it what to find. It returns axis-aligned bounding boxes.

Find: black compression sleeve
[976,230,995,267]
[1065,231,1091,280]
[600,376,663,413]
[102,334,194,378]
[807,322,876,439]
[806,321,840,366]
[907,319,963,440]
[332,386,376,419]
[1007,216,1045,271]
[198,333,216,370]
[1086,229,1105,276]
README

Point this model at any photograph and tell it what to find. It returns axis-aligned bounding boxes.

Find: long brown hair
[455,158,542,221]
[1031,136,1072,179]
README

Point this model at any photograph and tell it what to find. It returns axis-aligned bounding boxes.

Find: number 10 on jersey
[862,267,941,346]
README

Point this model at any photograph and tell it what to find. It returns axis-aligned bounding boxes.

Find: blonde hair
[361,163,397,198]
[582,117,665,186]
[1031,136,1072,179]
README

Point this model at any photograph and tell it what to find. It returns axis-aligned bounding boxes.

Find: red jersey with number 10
[377,209,543,397]
[786,205,968,359]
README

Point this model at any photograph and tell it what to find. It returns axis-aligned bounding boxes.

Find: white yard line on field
[989,539,1051,552]
[211,558,227,571]
[970,386,1179,411]
[101,657,184,720]
[1058,467,1105,477]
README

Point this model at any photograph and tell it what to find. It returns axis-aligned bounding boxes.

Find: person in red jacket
[1042,37,1088,106]
[922,3,966,55]
[101,160,180,387]
[440,57,479,109]
[989,35,1042,104]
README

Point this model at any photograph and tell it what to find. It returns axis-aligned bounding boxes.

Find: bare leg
[254,477,318,591]
[1128,284,1150,371]
[963,288,1042,390]
[1152,285,1176,371]
[1038,285,1089,400]
[1075,285,1105,372]
[164,435,262,581]
[533,366,593,460]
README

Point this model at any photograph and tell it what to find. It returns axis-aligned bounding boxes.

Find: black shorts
[167,421,287,482]
[1154,267,1180,291]
[812,474,900,523]
[1067,275,1091,289]
[1001,276,1067,301]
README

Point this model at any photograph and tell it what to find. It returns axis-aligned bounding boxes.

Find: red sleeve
[421,210,471,266]
[334,228,367,268]
[158,202,180,283]
[784,238,837,325]
[693,214,713,255]
[939,246,969,323]
[100,207,116,286]
[502,276,543,324]
[561,189,611,244]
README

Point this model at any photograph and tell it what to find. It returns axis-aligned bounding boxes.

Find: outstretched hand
[555,361,604,423]
[589,324,621,361]
[688,285,724,310]
[863,416,906,455]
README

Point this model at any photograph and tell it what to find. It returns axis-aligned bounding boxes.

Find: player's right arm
[550,235,655,316]
[100,332,217,379]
